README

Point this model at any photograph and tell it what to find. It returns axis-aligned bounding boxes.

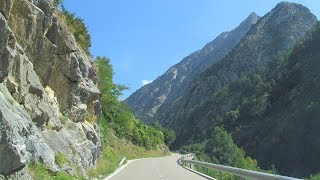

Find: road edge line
[104,154,172,180]
[104,159,136,180]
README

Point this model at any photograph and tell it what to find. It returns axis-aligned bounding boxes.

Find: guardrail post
[190,163,192,169]
[219,171,222,180]
[196,165,198,171]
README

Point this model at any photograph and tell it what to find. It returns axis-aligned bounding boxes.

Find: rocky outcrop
[125,12,260,124]
[0,0,101,178]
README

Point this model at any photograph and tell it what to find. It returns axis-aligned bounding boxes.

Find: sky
[63,0,319,99]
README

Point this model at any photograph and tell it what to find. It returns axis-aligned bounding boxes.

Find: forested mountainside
[182,22,320,178]
[0,0,167,179]
[125,1,319,178]
[158,2,317,131]
[125,13,259,123]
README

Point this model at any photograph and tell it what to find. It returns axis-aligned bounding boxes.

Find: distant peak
[275,1,296,8]
[273,1,310,12]
[248,12,259,18]
[246,12,260,22]
[238,12,260,28]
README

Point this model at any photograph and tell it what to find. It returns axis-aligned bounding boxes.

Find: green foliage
[182,127,267,180]
[59,6,91,55]
[95,56,165,150]
[204,127,259,170]
[88,127,167,178]
[308,174,320,180]
[28,162,74,180]
[151,122,176,147]
[53,0,63,7]
[177,23,320,177]
[55,152,67,166]
[162,128,176,146]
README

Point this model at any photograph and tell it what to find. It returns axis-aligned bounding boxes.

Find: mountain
[180,22,320,177]
[125,12,260,123]
[156,2,317,132]
[125,1,318,177]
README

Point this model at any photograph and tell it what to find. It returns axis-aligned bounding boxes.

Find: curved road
[107,153,208,180]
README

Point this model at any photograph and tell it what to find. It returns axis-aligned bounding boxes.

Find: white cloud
[141,80,152,86]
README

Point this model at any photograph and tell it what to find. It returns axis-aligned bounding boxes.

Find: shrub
[60,6,91,55]
[55,152,67,166]
[53,0,63,7]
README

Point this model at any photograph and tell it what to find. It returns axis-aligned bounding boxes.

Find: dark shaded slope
[162,2,317,136]
[178,23,320,177]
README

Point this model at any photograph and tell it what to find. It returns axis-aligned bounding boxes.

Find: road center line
[152,159,164,180]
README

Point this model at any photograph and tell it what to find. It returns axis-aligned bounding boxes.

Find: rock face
[125,12,260,123]
[0,0,101,178]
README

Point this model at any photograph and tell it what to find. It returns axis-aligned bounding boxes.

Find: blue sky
[63,0,319,99]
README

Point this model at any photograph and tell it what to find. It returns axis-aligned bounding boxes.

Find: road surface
[107,153,208,180]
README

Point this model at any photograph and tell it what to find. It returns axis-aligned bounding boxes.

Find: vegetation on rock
[56,5,92,55]
[55,152,67,166]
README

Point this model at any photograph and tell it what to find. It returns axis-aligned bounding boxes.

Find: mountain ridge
[157,1,317,131]
[125,2,318,177]
[125,12,260,123]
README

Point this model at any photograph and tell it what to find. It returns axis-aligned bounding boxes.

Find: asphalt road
[107,153,208,180]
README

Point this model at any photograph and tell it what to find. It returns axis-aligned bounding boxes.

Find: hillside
[125,12,259,123]
[124,1,319,178]
[180,22,320,178]
[158,2,317,132]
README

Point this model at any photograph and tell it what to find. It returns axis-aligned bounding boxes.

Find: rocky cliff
[125,12,259,124]
[0,0,101,178]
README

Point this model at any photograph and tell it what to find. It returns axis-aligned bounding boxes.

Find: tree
[162,128,176,146]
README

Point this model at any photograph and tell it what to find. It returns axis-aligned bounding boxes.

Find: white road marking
[152,159,164,180]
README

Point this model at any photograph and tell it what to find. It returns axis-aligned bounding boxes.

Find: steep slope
[0,0,101,178]
[180,22,320,177]
[125,13,259,123]
[159,2,317,134]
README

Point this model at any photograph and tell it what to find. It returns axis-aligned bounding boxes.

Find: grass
[28,162,74,180]
[88,130,169,178]
[55,152,67,166]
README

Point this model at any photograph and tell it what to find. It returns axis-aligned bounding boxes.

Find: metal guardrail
[179,154,302,180]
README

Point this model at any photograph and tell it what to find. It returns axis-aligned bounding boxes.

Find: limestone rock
[0,0,101,178]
